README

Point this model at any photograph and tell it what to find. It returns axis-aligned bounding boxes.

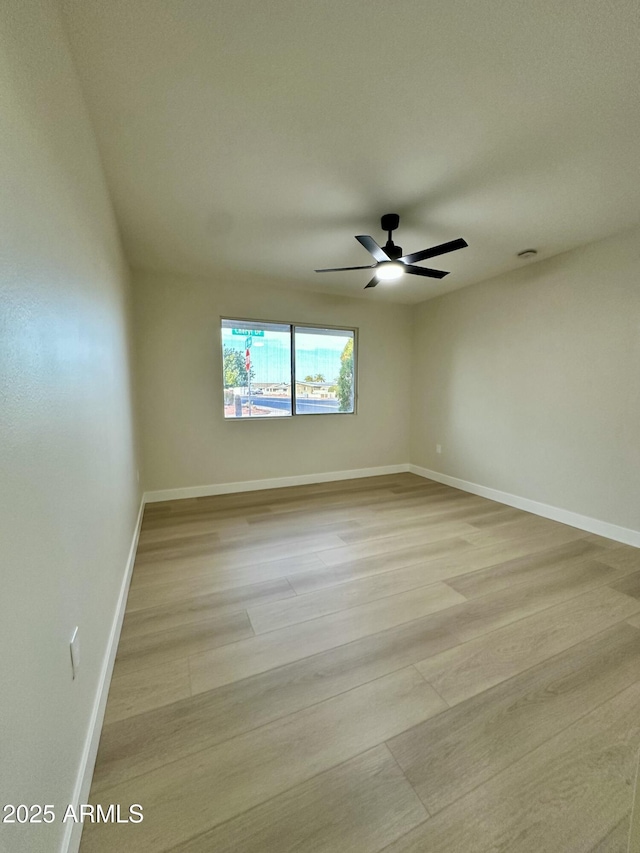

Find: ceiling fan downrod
[381,213,402,259]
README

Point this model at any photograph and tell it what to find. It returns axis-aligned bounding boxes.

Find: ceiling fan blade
[400,238,468,265]
[315,264,376,272]
[364,276,379,289]
[355,235,390,262]
[404,265,449,279]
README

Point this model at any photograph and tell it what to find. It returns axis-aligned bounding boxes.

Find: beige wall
[134,270,412,492]
[0,2,140,851]
[631,749,640,852]
[410,226,640,532]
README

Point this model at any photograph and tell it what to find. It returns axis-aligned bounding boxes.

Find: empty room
[2,0,640,852]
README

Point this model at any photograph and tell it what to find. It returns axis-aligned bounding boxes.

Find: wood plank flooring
[81,473,640,853]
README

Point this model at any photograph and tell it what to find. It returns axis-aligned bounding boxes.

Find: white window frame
[220,317,358,420]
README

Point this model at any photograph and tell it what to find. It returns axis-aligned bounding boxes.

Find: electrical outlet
[70,627,80,680]
[436,444,442,454]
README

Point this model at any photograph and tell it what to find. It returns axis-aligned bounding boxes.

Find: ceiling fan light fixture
[376,261,405,281]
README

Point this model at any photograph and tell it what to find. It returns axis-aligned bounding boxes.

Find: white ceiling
[60,0,640,303]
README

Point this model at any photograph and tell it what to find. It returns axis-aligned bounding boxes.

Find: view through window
[221,319,356,419]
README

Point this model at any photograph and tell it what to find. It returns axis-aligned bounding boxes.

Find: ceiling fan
[315,213,468,289]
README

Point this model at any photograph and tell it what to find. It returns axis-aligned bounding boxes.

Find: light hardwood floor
[81,473,640,852]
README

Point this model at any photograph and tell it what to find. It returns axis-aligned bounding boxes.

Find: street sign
[232,329,264,337]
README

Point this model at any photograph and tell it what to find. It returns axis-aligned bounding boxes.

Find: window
[221,318,356,419]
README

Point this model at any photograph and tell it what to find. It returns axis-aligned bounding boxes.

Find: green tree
[304,373,325,383]
[336,339,354,412]
[223,346,254,388]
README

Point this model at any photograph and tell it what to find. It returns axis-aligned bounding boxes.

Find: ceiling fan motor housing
[384,242,403,259]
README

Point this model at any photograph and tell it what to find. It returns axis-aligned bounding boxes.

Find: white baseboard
[144,463,411,503]
[62,495,145,853]
[145,461,639,546]
[409,465,640,548]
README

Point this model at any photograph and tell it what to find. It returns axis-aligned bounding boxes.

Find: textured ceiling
[60,0,640,303]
